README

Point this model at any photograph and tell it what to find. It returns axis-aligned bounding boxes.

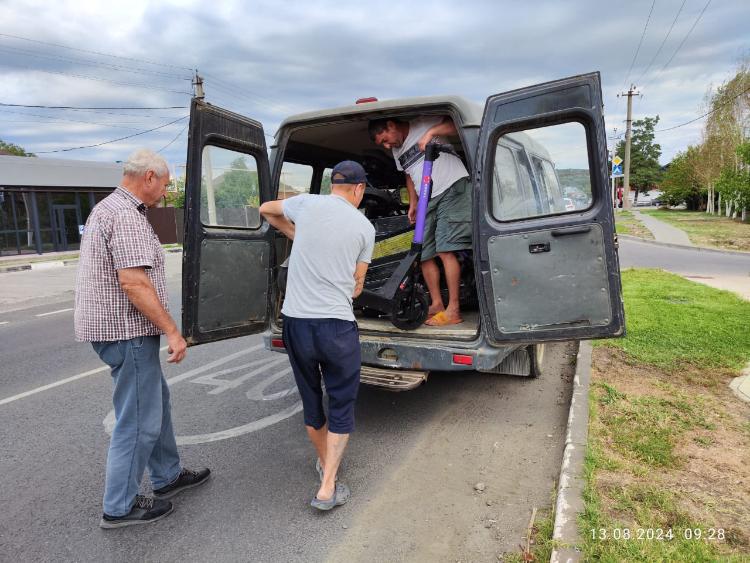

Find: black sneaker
[153,467,211,499]
[100,495,173,529]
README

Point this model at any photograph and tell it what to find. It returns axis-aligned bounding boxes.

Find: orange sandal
[424,311,463,326]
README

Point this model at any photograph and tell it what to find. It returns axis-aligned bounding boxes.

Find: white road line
[35,308,74,317]
[0,345,168,407]
[0,321,9,326]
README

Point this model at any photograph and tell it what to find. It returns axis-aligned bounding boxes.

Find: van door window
[279,162,313,199]
[200,146,261,228]
[492,144,529,221]
[492,123,592,221]
[320,168,332,195]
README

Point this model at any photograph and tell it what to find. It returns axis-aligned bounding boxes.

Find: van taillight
[452,354,473,366]
[356,97,378,104]
[272,338,285,348]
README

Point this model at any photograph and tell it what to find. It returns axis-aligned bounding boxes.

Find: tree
[660,146,702,209]
[0,139,35,157]
[165,177,185,208]
[616,116,662,199]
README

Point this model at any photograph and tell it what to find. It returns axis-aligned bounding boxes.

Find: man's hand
[417,131,434,152]
[166,329,187,364]
[408,203,417,225]
[417,117,459,151]
[352,262,369,298]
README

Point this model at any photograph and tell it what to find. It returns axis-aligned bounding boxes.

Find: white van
[181,72,625,390]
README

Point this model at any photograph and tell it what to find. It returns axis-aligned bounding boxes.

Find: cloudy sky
[1,0,747,173]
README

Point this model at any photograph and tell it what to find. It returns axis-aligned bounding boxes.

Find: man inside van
[259,160,375,511]
[369,116,471,326]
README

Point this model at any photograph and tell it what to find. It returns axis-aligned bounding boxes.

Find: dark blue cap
[330,160,367,184]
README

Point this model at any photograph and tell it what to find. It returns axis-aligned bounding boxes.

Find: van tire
[529,343,546,378]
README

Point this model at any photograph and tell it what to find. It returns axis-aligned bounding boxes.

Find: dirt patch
[590,347,750,553]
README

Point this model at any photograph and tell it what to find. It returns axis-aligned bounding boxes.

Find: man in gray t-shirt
[259,160,375,511]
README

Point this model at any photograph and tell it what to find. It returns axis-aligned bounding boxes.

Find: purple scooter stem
[412,159,433,245]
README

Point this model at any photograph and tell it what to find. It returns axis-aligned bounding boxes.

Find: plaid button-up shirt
[74,187,168,342]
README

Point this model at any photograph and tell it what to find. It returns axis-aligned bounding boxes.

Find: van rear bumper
[263,330,520,374]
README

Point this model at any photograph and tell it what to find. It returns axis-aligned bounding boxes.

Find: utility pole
[192,71,205,100]
[619,85,639,210]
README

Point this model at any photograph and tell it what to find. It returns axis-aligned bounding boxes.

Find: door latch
[528,242,550,254]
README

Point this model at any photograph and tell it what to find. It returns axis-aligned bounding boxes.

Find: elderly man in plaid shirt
[75,149,210,529]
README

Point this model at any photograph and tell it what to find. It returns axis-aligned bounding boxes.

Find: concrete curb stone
[550,340,592,563]
[618,234,750,257]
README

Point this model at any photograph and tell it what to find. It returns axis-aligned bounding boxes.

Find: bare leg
[421,258,444,316]
[438,252,462,320]
[316,431,349,500]
[306,424,328,471]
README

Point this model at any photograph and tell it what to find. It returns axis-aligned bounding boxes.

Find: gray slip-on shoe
[311,482,350,511]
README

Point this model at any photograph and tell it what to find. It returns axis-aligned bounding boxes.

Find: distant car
[563,197,576,211]
[634,195,652,207]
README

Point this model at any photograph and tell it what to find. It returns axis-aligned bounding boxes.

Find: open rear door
[474,72,624,344]
[182,99,274,345]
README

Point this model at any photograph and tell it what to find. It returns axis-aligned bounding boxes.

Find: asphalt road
[0,255,575,562]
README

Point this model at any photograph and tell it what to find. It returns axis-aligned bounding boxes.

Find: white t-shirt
[281,194,375,321]
[391,116,469,199]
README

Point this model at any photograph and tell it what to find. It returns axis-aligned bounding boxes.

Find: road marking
[102,344,300,445]
[0,345,168,406]
[35,307,74,317]
[0,321,8,326]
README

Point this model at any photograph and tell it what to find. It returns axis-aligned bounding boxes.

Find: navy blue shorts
[282,316,361,434]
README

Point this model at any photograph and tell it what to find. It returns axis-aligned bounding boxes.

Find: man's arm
[352,262,369,298]
[117,267,186,363]
[259,200,295,240]
[417,117,459,151]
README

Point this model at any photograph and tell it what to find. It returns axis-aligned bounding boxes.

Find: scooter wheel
[391,285,429,331]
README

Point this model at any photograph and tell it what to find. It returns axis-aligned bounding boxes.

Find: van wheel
[529,343,546,378]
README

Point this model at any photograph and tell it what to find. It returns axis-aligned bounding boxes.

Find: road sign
[613,155,622,166]
[612,164,623,175]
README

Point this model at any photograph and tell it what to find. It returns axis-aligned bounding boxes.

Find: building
[0,155,123,256]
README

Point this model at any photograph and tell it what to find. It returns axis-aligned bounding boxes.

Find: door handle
[529,243,550,254]
[551,225,592,237]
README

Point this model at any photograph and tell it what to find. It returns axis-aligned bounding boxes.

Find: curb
[618,234,750,257]
[0,248,182,274]
[550,341,592,563]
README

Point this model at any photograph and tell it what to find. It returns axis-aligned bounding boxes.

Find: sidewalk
[0,246,182,273]
[630,208,693,246]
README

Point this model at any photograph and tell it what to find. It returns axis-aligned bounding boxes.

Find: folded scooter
[354,142,456,330]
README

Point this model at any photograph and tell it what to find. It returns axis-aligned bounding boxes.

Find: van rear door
[474,72,624,343]
[182,99,274,345]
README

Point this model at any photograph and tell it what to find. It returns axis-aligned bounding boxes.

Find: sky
[0,0,747,175]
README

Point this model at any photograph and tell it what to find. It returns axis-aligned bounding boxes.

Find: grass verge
[615,210,654,239]
[640,209,750,252]
[583,269,750,561]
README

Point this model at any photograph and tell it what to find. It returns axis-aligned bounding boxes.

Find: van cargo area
[270,110,480,340]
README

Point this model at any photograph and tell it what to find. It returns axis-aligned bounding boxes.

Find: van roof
[278,95,485,130]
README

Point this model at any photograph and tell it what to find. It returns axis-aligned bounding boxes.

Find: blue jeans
[92,335,181,516]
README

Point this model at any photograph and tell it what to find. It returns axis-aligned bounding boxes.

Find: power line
[657,0,712,75]
[34,116,189,154]
[0,32,193,72]
[621,0,656,91]
[0,102,187,110]
[3,60,192,95]
[0,43,190,81]
[655,84,750,132]
[0,108,153,130]
[636,0,686,86]
[157,123,189,153]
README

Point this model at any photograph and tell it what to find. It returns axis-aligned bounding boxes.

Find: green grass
[615,210,654,239]
[503,510,556,563]
[600,269,750,371]
[582,268,750,561]
[640,209,750,252]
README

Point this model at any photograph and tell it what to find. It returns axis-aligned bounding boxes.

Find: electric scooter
[355,142,456,330]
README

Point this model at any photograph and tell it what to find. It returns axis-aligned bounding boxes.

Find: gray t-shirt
[281,194,375,321]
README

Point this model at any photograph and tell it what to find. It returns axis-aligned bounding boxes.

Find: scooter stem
[413,143,441,246]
